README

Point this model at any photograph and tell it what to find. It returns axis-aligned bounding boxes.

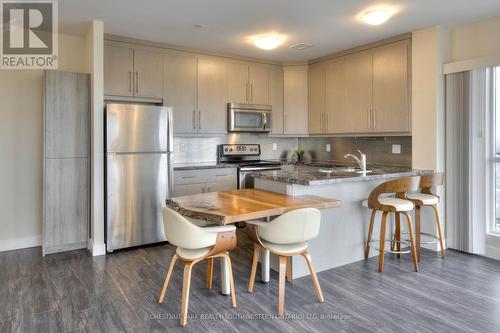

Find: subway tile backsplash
[298,136,412,167]
[173,134,298,163]
[174,134,411,167]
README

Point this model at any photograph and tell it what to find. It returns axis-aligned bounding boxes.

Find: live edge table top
[165,188,342,225]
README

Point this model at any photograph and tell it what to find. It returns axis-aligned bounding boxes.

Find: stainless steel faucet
[344,150,367,172]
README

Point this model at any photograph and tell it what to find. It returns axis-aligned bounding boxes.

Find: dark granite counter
[174,162,237,171]
[250,164,432,186]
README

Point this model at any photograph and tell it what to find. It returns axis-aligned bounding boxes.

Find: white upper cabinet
[308,63,326,134]
[163,54,198,134]
[134,49,163,99]
[104,44,163,99]
[310,39,411,135]
[283,65,309,135]
[248,65,269,104]
[104,45,134,97]
[226,62,249,104]
[197,57,228,134]
[372,40,410,133]
[269,66,284,134]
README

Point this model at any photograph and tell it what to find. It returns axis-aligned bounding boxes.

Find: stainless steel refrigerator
[105,103,173,252]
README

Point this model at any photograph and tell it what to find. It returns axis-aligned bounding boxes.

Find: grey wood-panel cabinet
[44,71,89,158]
[308,63,326,134]
[44,158,88,253]
[43,70,90,256]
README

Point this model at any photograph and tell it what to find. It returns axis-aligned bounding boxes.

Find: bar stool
[363,176,420,272]
[246,208,324,316]
[158,208,237,327]
[405,172,445,261]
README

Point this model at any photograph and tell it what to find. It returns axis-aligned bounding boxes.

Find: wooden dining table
[166,188,341,295]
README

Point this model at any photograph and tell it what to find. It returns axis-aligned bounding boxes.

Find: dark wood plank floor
[2,229,500,333]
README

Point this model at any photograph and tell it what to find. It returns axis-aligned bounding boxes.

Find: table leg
[220,254,230,295]
[261,248,270,283]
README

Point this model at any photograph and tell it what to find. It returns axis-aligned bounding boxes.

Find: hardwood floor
[2,229,500,332]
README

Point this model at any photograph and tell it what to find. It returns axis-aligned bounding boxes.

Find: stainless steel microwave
[227,103,272,132]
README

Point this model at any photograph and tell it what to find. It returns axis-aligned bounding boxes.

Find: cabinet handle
[128,71,132,92]
[198,111,201,130]
[373,108,376,129]
[207,186,211,192]
[246,83,249,102]
[202,186,205,193]
[250,83,253,102]
[320,113,324,133]
[326,113,329,133]
[182,176,196,179]
[284,114,287,133]
[192,110,196,130]
[215,174,227,177]
[367,109,371,129]
[135,72,139,93]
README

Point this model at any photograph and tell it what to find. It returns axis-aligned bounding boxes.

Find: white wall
[0,33,89,251]
[450,15,500,63]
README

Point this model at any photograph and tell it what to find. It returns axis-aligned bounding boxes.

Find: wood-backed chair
[405,172,445,261]
[246,208,324,316]
[364,176,420,272]
[158,207,237,326]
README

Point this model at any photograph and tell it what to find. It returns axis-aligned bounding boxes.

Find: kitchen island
[251,163,433,278]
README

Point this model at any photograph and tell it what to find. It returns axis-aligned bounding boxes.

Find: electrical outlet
[180,143,187,152]
[392,144,401,154]
[272,143,278,151]
[326,144,331,152]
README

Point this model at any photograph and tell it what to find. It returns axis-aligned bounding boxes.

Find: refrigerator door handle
[167,152,174,199]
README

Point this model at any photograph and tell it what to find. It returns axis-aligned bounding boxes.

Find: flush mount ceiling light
[251,34,284,50]
[360,9,392,25]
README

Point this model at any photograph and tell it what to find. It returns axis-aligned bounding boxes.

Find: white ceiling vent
[289,42,313,50]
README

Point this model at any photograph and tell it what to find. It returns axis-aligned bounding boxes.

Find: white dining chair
[246,208,324,316]
[158,207,237,326]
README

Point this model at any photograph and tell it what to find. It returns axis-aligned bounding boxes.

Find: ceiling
[59,0,500,62]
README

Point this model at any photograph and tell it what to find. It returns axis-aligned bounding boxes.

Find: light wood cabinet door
[134,49,163,99]
[197,58,228,134]
[173,183,206,197]
[249,64,269,104]
[227,62,249,103]
[372,40,410,133]
[205,181,236,193]
[104,45,134,97]
[269,66,284,134]
[164,54,197,134]
[308,64,326,134]
[326,51,372,133]
[283,65,309,135]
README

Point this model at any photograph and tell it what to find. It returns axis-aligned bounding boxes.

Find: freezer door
[106,104,173,153]
[106,152,171,251]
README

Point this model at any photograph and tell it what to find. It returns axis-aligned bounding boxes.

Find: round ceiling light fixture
[360,9,392,25]
[252,34,284,50]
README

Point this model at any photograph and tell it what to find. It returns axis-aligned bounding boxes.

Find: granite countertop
[250,164,433,186]
[173,162,237,171]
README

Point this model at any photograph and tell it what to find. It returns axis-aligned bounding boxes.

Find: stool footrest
[400,231,440,245]
[369,239,412,254]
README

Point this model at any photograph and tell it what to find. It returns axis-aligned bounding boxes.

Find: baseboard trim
[485,245,500,261]
[0,235,41,252]
[88,238,106,256]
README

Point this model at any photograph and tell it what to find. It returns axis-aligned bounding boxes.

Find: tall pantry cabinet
[43,70,90,256]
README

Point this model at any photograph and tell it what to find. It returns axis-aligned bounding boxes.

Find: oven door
[228,105,272,132]
[238,166,281,189]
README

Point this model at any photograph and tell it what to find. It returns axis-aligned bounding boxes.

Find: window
[494,67,500,231]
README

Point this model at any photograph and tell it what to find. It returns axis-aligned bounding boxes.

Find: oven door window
[234,112,263,129]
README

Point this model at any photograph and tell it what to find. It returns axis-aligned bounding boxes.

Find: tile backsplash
[298,136,412,167]
[174,134,412,167]
[173,134,298,163]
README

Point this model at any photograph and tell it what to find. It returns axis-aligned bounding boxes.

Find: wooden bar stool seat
[404,172,445,261]
[364,176,421,272]
[246,208,324,316]
[158,208,238,327]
